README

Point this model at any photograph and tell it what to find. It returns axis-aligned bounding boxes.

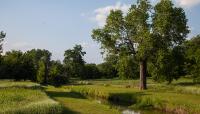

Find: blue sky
[0,0,200,64]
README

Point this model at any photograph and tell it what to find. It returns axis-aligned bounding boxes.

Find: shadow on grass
[0,85,44,90]
[46,90,86,114]
[108,92,148,106]
[174,82,200,86]
[62,107,81,114]
[46,91,86,99]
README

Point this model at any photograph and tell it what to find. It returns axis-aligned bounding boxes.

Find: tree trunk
[139,60,147,90]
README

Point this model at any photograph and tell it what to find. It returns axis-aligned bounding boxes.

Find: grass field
[0,78,200,114]
[45,86,120,114]
[66,78,200,114]
[0,81,63,114]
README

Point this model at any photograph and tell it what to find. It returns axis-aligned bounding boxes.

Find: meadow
[0,78,200,114]
[0,80,63,114]
[66,78,200,114]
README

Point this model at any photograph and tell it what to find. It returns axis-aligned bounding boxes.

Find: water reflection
[122,109,140,114]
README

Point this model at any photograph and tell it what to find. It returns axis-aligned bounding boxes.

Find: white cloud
[150,0,200,7]
[92,2,131,27]
[176,0,200,7]
[90,0,200,27]
[3,41,33,53]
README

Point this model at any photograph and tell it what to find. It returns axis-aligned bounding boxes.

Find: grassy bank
[1,79,199,114]
[66,78,200,114]
[45,86,120,114]
[0,81,63,114]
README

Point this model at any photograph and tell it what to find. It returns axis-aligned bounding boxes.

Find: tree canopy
[92,0,189,90]
[64,45,86,79]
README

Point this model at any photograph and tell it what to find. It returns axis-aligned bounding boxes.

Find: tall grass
[0,81,63,114]
[67,82,200,114]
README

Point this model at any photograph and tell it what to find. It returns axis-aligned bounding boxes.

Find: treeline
[0,31,200,86]
[0,32,200,85]
[0,35,200,84]
[0,49,67,86]
[0,43,115,85]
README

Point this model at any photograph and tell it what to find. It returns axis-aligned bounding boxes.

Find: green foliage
[117,55,139,79]
[37,60,45,83]
[148,46,186,83]
[0,49,69,86]
[185,35,200,83]
[64,44,86,78]
[49,60,68,86]
[97,62,117,79]
[26,49,52,82]
[153,0,189,48]
[0,50,35,80]
[92,0,189,87]
[0,31,6,54]
[83,64,101,79]
[97,54,118,78]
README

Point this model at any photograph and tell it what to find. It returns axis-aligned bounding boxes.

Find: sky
[0,0,200,64]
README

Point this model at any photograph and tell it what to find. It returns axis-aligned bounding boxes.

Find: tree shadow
[62,107,81,114]
[46,91,86,99]
[174,82,200,86]
[108,92,149,106]
[0,85,44,90]
[45,90,86,114]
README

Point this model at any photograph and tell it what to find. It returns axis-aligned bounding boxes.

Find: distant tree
[49,60,68,86]
[41,50,51,84]
[97,62,117,79]
[26,49,51,84]
[26,49,42,80]
[0,31,6,54]
[83,64,101,79]
[63,45,86,79]
[21,52,35,80]
[1,50,35,80]
[184,35,200,83]
[0,31,6,79]
[97,54,118,78]
[37,60,45,83]
[2,51,24,80]
[92,0,189,89]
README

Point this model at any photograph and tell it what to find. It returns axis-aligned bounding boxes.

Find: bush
[51,76,69,87]
[83,64,101,79]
